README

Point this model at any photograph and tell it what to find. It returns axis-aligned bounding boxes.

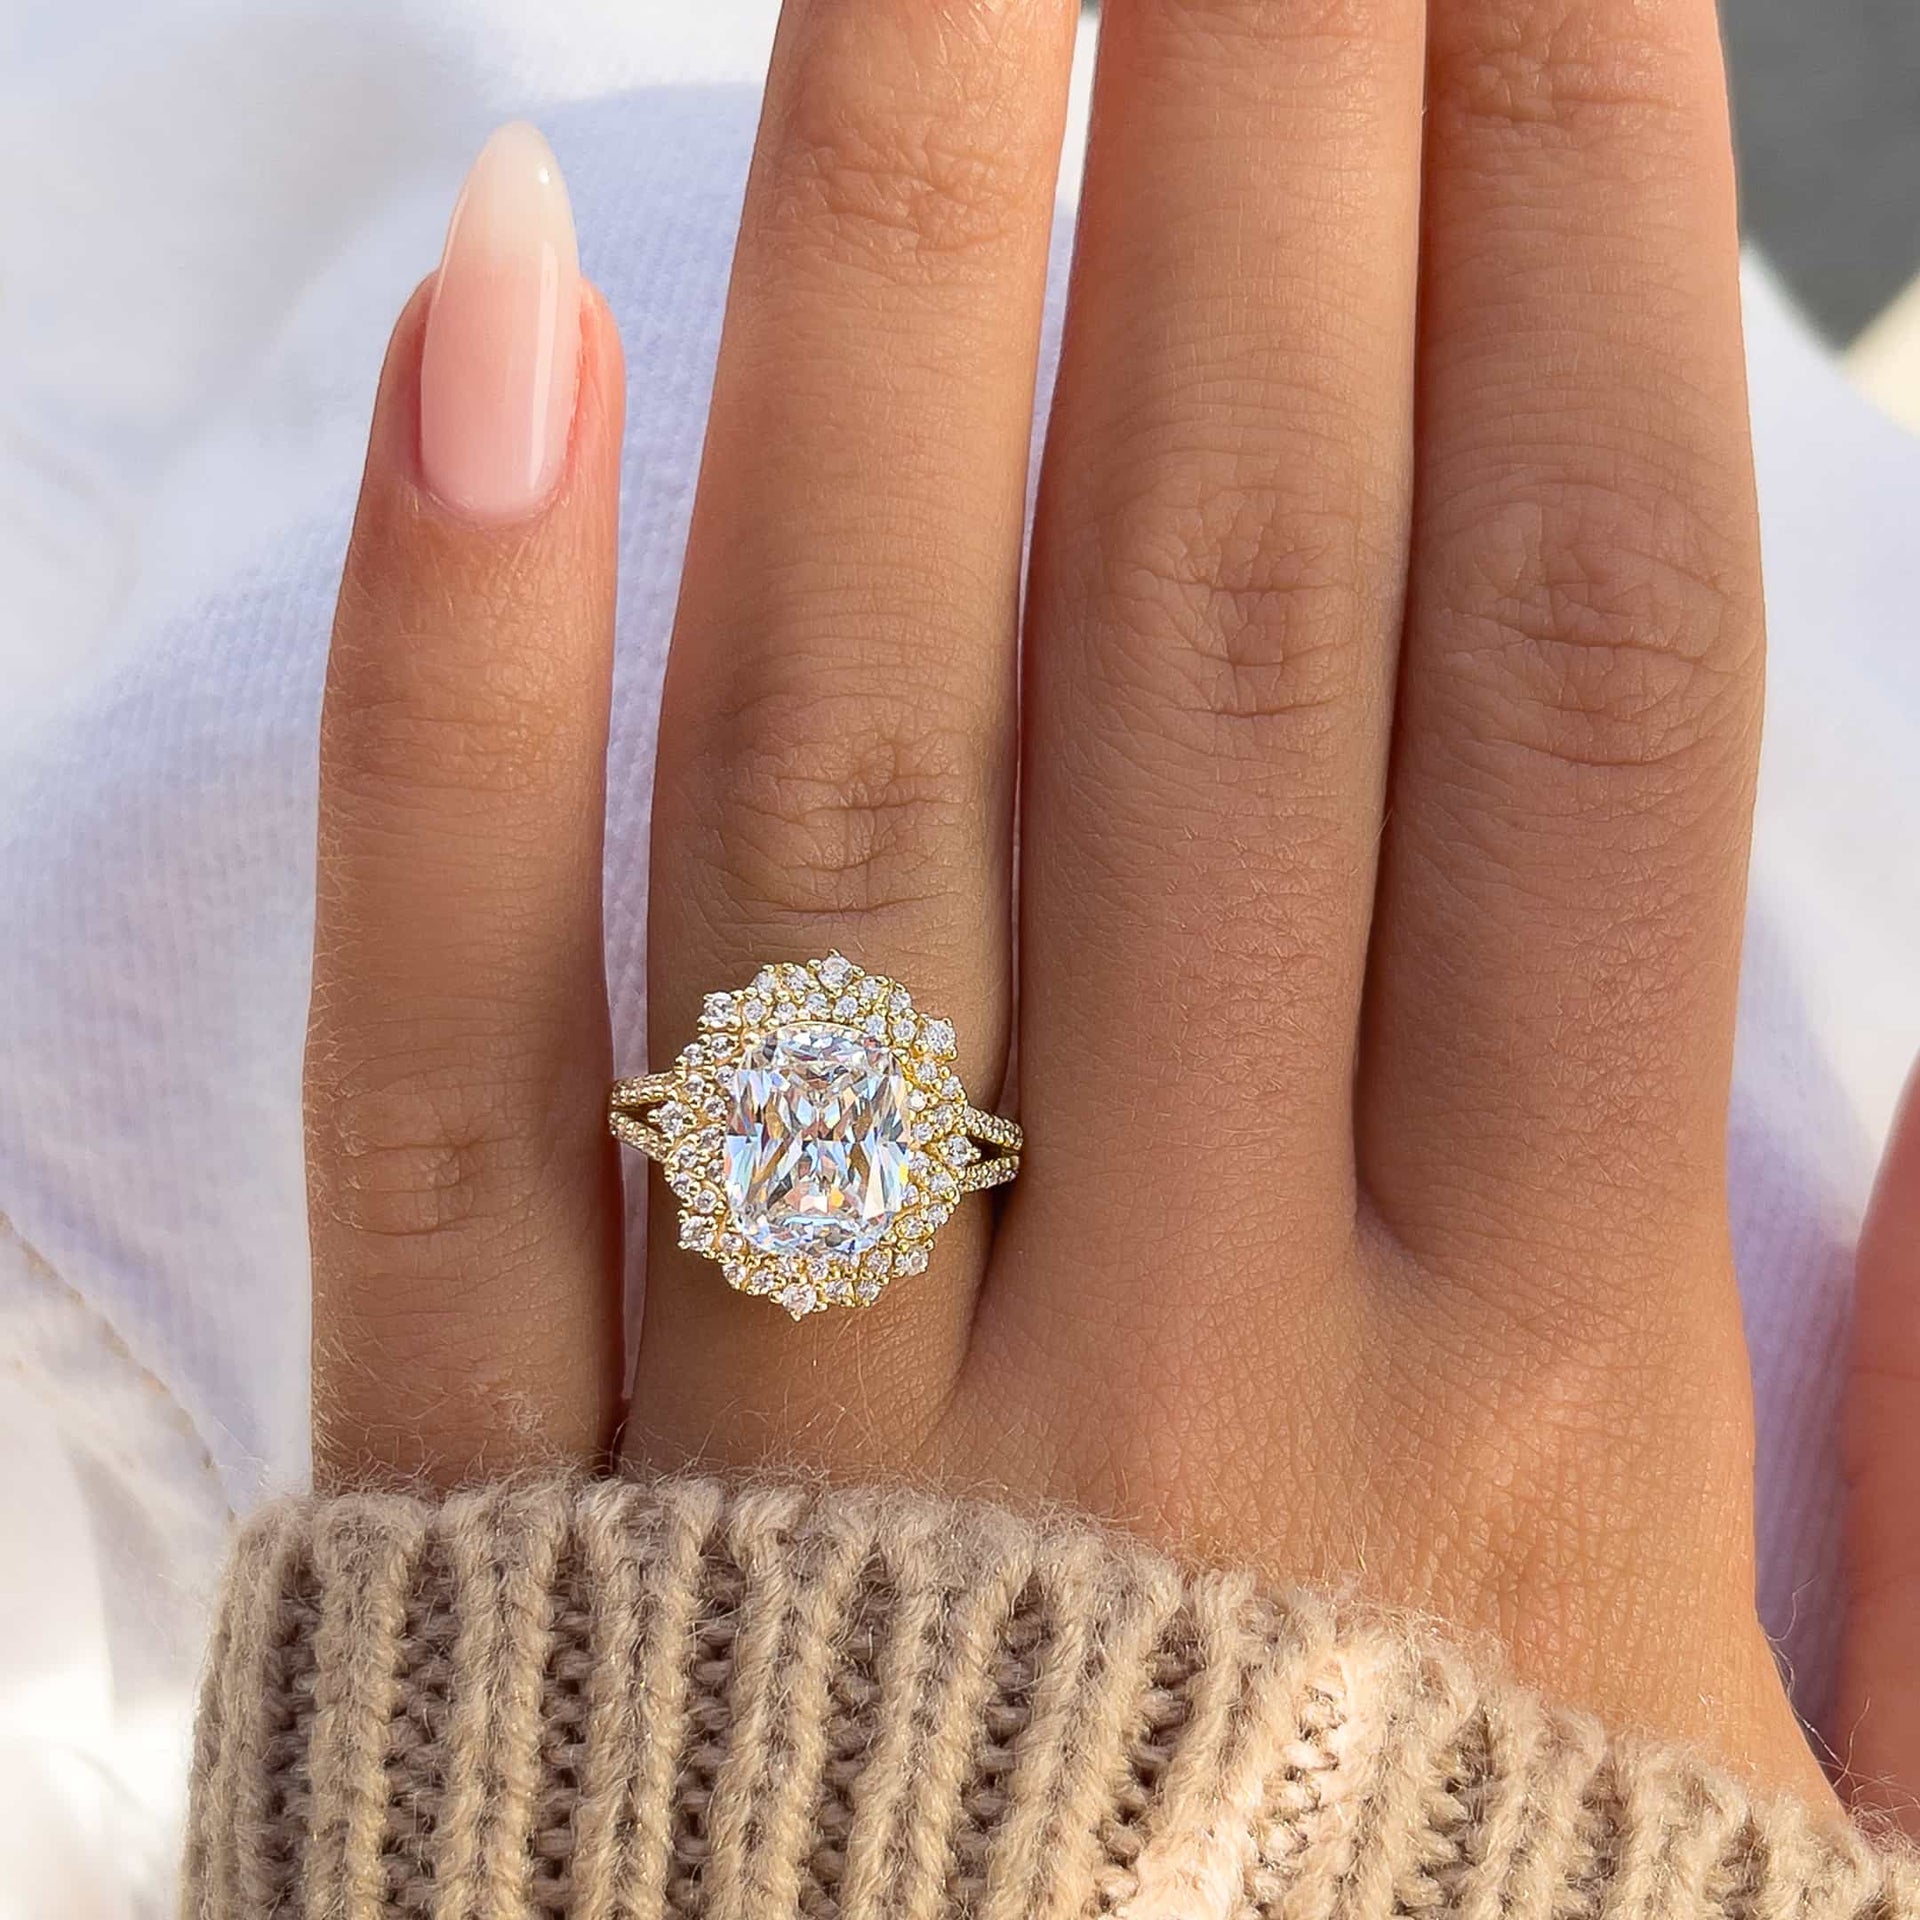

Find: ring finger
[979,0,1425,1409]
[625,0,1079,1469]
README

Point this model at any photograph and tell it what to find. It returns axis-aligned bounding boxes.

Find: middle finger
[988,0,1423,1370]
[629,0,1078,1467]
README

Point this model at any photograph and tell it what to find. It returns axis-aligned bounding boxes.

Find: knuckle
[1432,485,1759,778]
[1426,1327,1749,1659]
[327,697,555,814]
[312,1062,530,1248]
[1098,473,1376,746]
[323,624,580,811]
[1434,2,1691,149]
[713,689,992,923]
[771,75,1043,278]
[786,127,1010,269]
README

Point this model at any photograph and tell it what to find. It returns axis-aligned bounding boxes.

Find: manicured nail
[419,123,581,522]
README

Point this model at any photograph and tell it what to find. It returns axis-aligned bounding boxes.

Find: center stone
[723,1024,913,1257]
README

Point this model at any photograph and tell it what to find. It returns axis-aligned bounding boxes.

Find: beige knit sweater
[183,1477,1915,1920]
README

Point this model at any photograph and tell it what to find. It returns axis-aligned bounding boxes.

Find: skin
[306,0,1919,1821]
[1842,1070,1920,1830]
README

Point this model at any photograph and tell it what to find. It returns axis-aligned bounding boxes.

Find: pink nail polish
[419,123,582,522]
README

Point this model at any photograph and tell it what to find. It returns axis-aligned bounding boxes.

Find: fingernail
[419,122,581,522]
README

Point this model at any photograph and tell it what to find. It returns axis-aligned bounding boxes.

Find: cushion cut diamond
[723,1024,912,1257]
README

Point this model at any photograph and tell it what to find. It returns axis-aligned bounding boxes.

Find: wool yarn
[183,1478,1917,1920]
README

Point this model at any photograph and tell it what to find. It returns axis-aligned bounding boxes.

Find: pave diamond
[723,1024,913,1258]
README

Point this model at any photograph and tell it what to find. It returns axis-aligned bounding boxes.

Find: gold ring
[610,953,1020,1317]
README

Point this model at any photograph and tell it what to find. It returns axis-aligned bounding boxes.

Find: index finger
[307,128,626,1488]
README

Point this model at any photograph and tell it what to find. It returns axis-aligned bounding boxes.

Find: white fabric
[1,2,1918,1911]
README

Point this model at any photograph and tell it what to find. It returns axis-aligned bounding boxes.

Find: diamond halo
[609,954,1020,1318]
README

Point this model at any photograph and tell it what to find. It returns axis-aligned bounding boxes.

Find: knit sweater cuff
[184,1478,1913,1920]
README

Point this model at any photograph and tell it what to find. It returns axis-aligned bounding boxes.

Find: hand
[306,0,1885,1811]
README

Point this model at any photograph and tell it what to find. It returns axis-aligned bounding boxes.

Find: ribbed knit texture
[182,1478,1917,1920]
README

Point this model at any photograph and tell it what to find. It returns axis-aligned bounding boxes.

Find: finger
[1839,1062,1920,1834]
[1357,0,1765,1281]
[624,0,1077,1468]
[984,0,1425,1358]
[308,126,625,1488]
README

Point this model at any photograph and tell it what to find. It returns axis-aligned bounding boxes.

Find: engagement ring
[610,953,1020,1317]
